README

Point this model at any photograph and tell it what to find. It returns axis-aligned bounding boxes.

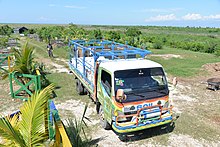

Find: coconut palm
[0,84,55,146]
[11,42,40,95]
[0,41,34,79]
[12,41,35,74]
[0,41,50,95]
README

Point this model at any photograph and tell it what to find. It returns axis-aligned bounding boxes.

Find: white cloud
[145,14,177,22]
[204,14,220,20]
[182,13,202,20]
[145,13,220,22]
[64,5,86,9]
[182,13,220,21]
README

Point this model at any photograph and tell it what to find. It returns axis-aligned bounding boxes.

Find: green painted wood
[9,71,41,100]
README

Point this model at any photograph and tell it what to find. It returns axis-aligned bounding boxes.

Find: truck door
[97,69,112,122]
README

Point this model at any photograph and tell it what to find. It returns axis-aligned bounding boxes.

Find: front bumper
[112,105,173,133]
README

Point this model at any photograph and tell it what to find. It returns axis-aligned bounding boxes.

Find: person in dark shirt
[47,43,54,57]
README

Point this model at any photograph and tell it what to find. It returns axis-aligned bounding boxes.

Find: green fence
[9,71,41,100]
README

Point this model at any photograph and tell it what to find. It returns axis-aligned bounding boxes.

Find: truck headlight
[114,110,127,121]
[114,110,124,116]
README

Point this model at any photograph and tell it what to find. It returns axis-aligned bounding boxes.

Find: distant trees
[0,25,13,36]
[37,26,65,43]
[109,31,120,41]
[34,24,220,55]
[125,27,142,37]
[23,28,36,36]
[0,37,8,47]
[92,29,102,39]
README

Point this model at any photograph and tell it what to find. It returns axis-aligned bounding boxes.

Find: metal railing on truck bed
[68,39,151,92]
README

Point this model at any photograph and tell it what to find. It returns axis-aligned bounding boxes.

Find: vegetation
[0,41,50,93]
[11,42,35,74]
[149,47,220,77]
[66,104,93,147]
[0,37,8,48]
[0,25,13,36]
[1,24,220,146]
[0,84,55,146]
[31,24,220,56]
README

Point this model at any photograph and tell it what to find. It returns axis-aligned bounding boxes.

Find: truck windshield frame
[114,67,169,103]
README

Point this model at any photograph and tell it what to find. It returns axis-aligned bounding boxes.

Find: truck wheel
[96,100,100,113]
[99,105,111,130]
[76,79,84,95]
[83,87,88,95]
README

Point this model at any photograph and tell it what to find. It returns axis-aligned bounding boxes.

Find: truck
[68,39,174,133]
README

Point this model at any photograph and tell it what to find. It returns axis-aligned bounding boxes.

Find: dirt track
[1,55,220,146]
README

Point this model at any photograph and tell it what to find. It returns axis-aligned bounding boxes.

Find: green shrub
[153,41,163,49]
[214,48,220,56]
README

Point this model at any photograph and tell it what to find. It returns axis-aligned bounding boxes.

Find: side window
[101,70,112,96]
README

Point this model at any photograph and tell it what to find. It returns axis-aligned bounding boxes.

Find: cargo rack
[69,39,151,61]
[68,39,151,90]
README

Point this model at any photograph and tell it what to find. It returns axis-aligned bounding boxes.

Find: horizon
[1,23,220,29]
[1,0,220,28]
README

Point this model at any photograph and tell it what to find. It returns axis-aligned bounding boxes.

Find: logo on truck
[137,103,153,110]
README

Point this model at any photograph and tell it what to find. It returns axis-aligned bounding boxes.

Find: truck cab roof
[99,58,163,73]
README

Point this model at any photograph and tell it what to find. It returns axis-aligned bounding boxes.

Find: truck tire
[76,79,84,95]
[99,105,111,130]
[96,100,100,113]
[83,87,88,95]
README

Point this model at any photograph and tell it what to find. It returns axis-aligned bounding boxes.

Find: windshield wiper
[150,89,167,94]
[126,92,145,97]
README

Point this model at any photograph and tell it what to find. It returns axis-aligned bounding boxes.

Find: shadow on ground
[116,122,175,142]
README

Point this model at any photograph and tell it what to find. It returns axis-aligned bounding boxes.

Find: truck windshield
[114,67,169,103]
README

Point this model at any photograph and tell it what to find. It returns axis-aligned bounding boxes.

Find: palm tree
[12,41,35,74]
[0,41,34,79]
[11,41,40,96]
[0,41,50,96]
[0,84,55,146]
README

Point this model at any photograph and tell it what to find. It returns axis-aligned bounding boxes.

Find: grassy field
[149,47,220,77]
[1,25,220,146]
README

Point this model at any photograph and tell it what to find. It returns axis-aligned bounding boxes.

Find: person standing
[47,43,54,57]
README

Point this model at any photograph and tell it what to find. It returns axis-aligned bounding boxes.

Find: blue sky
[0,0,220,27]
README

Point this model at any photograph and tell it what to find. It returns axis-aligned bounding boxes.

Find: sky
[0,0,220,27]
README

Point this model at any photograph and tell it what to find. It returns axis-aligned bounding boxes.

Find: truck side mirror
[116,89,127,102]
[172,77,178,87]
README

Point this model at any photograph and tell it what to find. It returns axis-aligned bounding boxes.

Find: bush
[125,27,142,37]
[0,25,13,36]
[153,41,163,49]
[214,48,220,56]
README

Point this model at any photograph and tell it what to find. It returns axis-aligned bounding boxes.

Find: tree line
[1,24,220,56]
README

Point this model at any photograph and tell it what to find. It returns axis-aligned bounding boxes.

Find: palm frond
[0,115,25,146]
[19,84,55,146]
[12,41,34,74]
